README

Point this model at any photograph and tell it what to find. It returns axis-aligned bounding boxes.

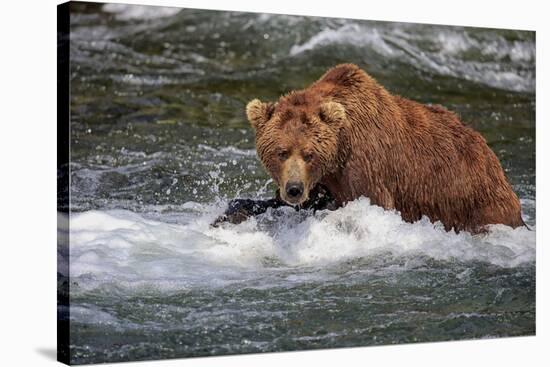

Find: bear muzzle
[279,156,310,205]
[285,181,304,203]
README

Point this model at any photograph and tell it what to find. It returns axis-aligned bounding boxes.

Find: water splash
[66,197,535,296]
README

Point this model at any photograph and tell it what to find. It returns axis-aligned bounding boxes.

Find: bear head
[246,92,349,206]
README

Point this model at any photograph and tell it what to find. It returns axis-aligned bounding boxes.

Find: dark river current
[59,3,535,364]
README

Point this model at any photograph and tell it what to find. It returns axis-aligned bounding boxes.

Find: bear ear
[246,99,276,130]
[319,101,346,127]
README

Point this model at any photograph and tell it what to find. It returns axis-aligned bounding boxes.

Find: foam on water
[290,23,535,92]
[102,4,181,21]
[66,197,535,295]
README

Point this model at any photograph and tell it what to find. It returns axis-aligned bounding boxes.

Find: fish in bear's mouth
[211,184,337,227]
[277,184,336,211]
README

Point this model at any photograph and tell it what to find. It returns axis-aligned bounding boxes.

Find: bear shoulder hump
[318,63,365,87]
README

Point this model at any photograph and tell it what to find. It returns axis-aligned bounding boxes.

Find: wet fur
[218,64,524,233]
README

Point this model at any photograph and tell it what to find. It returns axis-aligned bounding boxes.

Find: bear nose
[285,182,304,198]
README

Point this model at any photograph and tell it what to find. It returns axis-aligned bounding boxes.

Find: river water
[60,3,536,364]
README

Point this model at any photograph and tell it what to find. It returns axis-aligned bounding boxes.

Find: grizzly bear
[214,63,524,233]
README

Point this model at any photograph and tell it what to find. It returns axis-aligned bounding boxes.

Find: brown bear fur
[246,63,524,233]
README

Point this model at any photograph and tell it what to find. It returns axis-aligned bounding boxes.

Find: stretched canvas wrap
[57,1,536,365]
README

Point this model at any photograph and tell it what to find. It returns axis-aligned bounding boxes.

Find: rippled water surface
[60,3,536,364]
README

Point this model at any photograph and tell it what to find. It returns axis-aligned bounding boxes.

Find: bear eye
[303,153,314,162]
[278,150,290,160]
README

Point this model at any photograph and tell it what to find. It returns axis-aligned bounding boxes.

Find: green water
[61,3,535,364]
